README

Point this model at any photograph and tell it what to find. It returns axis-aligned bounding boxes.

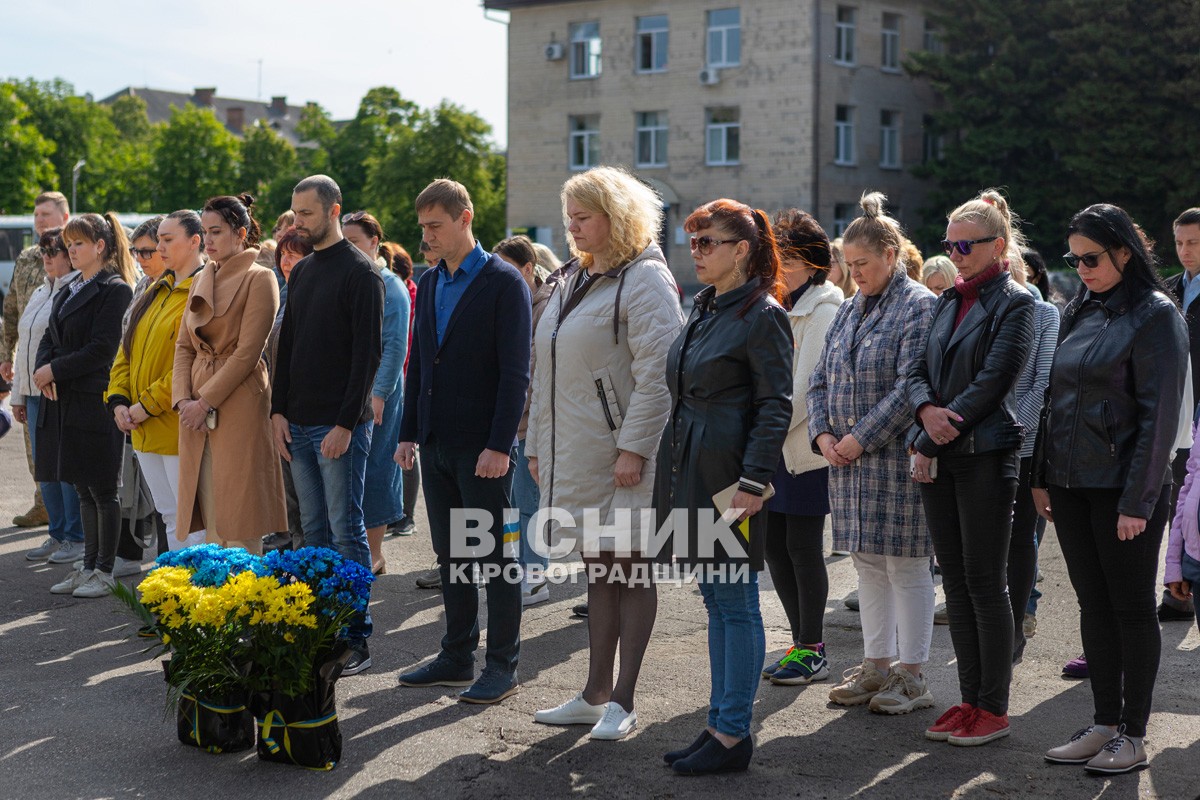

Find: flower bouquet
[246,547,373,771]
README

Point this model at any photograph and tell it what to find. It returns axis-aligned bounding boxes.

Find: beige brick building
[486,0,939,287]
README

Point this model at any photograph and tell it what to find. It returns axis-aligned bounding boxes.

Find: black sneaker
[342,644,372,676]
[415,567,442,590]
[672,735,753,775]
[388,516,416,537]
[399,657,474,687]
[571,603,589,618]
[459,667,519,705]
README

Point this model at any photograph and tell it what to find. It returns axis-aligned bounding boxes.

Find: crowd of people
[2,171,1199,778]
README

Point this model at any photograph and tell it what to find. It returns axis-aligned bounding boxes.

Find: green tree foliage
[240,122,298,229]
[330,87,418,213]
[0,83,57,213]
[907,0,1200,259]
[151,105,241,211]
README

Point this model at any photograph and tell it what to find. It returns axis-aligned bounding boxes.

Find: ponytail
[684,199,785,317]
[105,212,137,286]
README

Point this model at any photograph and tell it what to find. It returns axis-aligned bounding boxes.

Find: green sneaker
[762,646,798,679]
[770,644,830,685]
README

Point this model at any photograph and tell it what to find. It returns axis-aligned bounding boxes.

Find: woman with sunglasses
[10,228,83,564]
[656,199,792,775]
[909,189,1034,746]
[1031,204,1186,774]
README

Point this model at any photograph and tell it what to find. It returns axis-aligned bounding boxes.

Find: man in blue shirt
[396,179,532,703]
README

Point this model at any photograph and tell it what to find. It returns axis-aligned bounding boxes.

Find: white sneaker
[113,557,143,578]
[534,692,606,725]
[868,667,935,715]
[51,568,91,595]
[73,571,116,598]
[48,540,85,564]
[26,537,58,560]
[522,579,550,607]
[590,702,637,740]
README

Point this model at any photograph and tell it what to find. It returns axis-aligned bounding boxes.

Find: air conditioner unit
[545,42,565,61]
[699,67,721,85]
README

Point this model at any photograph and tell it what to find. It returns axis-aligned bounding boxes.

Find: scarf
[953,260,1006,329]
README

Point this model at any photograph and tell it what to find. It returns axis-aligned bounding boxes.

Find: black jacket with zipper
[1031,283,1187,519]
[907,269,1035,457]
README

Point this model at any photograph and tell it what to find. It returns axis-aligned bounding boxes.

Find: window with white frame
[880,109,901,168]
[636,111,668,168]
[833,203,855,237]
[569,114,600,170]
[706,107,740,165]
[569,21,602,79]
[924,19,943,53]
[922,114,944,163]
[881,13,901,71]
[636,15,668,73]
[706,8,741,68]
[835,7,856,65]
[835,105,855,165]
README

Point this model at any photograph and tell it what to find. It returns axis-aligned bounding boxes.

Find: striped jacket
[1014,298,1060,458]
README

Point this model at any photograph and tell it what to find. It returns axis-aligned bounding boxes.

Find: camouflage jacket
[2,244,43,362]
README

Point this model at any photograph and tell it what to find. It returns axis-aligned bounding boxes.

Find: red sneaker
[926,703,973,741]
[948,707,1010,746]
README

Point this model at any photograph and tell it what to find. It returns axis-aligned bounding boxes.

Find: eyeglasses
[941,236,999,256]
[341,211,366,225]
[129,247,158,260]
[690,236,739,255]
[1063,250,1108,270]
[41,245,66,257]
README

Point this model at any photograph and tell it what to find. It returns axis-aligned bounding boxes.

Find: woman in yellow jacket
[105,211,207,551]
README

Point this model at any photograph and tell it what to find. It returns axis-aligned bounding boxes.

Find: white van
[0,213,165,303]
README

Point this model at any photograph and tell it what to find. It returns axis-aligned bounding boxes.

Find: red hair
[684,198,786,315]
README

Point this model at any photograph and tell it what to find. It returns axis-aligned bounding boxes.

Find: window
[636,111,668,168]
[569,115,600,170]
[832,203,855,237]
[923,115,945,163]
[706,108,740,166]
[707,8,741,68]
[835,105,855,165]
[570,21,602,79]
[924,19,943,53]
[880,110,901,169]
[835,6,856,65]
[881,13,901,71]
[637,15,669,73]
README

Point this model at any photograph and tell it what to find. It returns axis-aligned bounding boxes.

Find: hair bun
[859,191,887,219]
[979,189,1009,222]
[238,193,256,209]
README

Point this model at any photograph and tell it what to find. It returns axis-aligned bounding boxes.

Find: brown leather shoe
[13,505,49,528]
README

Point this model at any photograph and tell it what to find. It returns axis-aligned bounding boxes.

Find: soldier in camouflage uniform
[2,191,69,531]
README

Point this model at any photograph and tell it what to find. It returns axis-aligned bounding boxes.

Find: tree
[151,105,241,211]
[329,87,418,213]
[0,82,56,213]
[241,122,298,228]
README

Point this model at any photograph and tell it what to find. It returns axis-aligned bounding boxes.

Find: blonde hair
[561,166,663,269]
[829,237,857,297]
[947,188,1027,264]
[843,192,907,276]
[922,254,957,289]
[531,242,562,272]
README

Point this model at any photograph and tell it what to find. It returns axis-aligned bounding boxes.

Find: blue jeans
[512,439,547,570]
[25,395,83,543]
[699,571,765,739]
[1182,551,1200,622]
[362,387,404,529]
[287,421,373,643]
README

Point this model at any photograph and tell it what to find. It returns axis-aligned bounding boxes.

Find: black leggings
[764,511,828,644]
[75,484,121,575]
[1048,484,1169,738]
[1008,457,1040,659]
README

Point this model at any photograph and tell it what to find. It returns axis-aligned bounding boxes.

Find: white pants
[134,451,205,551]
[853,552,935,665]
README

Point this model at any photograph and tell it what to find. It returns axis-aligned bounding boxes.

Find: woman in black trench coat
[655,199,793,776]
[37,213,135,598]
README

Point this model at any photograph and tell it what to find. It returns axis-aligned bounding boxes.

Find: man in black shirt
[271,175,384,675]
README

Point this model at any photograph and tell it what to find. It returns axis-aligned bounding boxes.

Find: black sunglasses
[941,236,999,256]
[1063,249,1109,270]
[129,247,158,260]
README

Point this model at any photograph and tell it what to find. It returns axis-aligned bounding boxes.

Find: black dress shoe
[1158,601,1196,622]
[571,603,589,618]
[672,736,752,775]
[664,730,713,765]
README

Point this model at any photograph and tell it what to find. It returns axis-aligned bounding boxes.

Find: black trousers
[420,435,521,675]
[403,458,421,521]
[75,484,121,575]
[764,511,828,644]
[919,450,1019,716]
[1048,483,1169,738]
[1008,457,1041,660]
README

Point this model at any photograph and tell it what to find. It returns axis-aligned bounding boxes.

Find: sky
[0,0,511,145]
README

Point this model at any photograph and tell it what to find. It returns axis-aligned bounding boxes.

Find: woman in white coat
[761,210,843,687]
[528,166,684,740]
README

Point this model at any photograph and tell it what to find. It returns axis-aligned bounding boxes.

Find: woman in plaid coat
[808,193,936,716]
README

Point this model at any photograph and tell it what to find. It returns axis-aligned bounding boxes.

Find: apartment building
[485,0,940,286]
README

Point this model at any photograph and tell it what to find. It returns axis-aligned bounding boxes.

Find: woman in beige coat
[529,166,684,740]
[173,194,286,552]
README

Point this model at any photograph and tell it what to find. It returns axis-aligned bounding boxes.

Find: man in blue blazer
[395,179,532,703]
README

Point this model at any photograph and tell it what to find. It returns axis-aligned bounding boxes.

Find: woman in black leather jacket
[1032,205,1187,774]
[908,190,1034,747]
[655,199,792,776]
